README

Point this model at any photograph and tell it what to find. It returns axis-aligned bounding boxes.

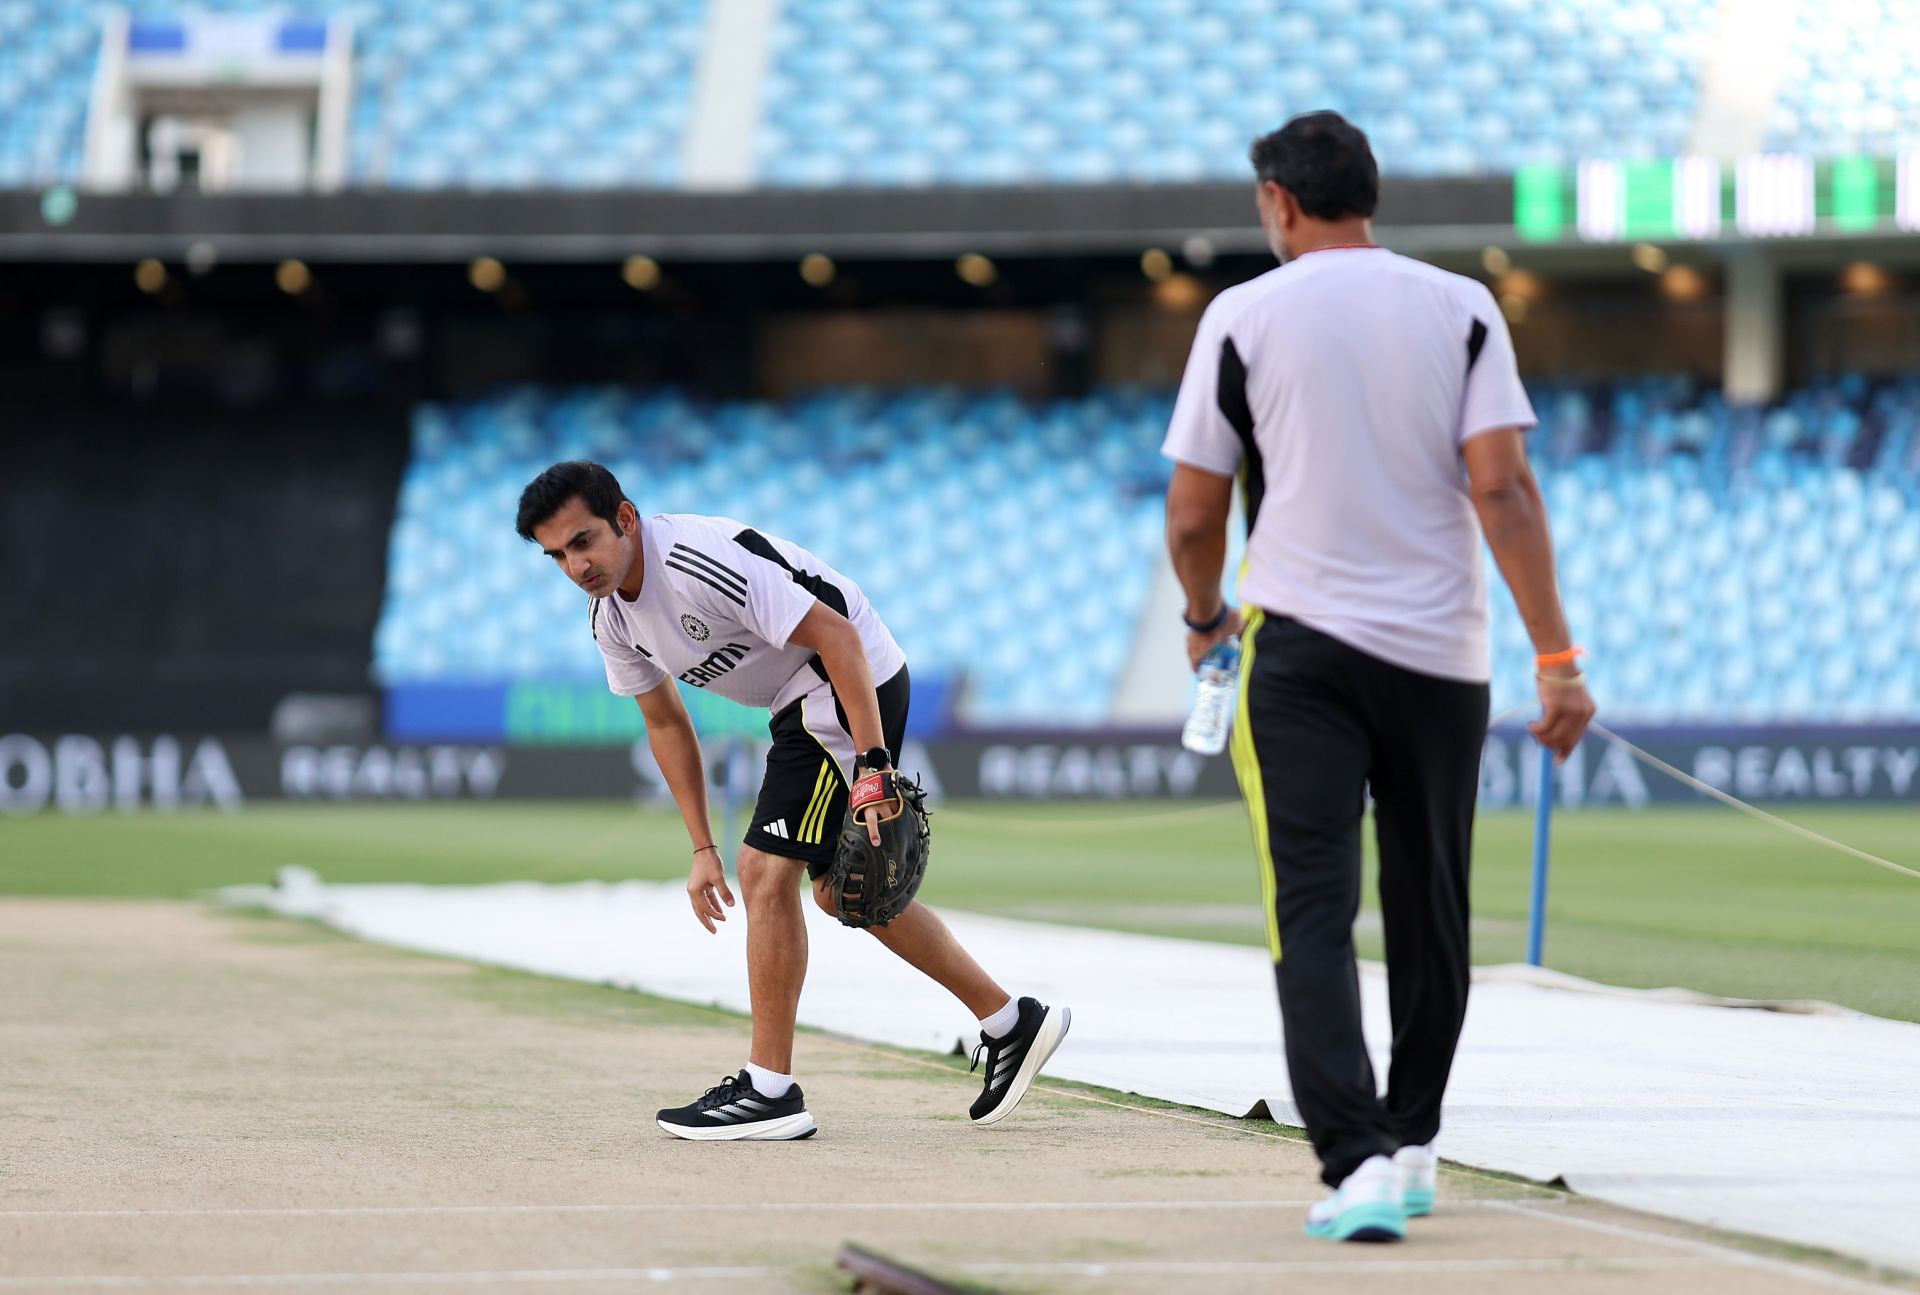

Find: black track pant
[1229,612,1489,1188]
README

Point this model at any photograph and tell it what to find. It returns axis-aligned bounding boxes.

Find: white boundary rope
[1588,720,1920,883]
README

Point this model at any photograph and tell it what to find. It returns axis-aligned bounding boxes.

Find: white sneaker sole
[973,1005,1071,1126]
[657,1111,817,1141]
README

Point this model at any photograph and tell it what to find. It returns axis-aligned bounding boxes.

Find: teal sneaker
[1304,1155,1406,1242]
[1395,1143,1436,1218]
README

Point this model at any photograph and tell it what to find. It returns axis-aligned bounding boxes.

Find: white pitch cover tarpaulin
[224,876,1920,1274]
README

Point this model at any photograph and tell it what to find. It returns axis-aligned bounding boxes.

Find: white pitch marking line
[0,1197,1550,1220]
[966,1256,1732,1276]
[0,1270,781,1289]
[1489,1202,1905,1294]
[0,1256,1733,1290]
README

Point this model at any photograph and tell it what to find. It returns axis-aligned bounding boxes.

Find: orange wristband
[1534,646,1584,668]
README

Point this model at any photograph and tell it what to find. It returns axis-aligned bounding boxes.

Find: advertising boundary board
[3,727,1920,813]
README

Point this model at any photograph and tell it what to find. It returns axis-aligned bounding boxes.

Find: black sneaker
[656,1071,817,1141]
[968,998,1071,1124]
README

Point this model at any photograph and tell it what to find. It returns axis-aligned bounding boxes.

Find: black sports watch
[855,747,892,775]
[1182,604,1232,633]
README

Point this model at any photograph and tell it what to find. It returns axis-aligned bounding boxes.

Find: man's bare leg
[739,846,810,1073]
[813,883,1009,1018]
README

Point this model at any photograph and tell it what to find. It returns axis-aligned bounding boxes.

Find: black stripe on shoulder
[1217,336,1264,536]
[664,558,748,606]
[733,527,850,617]
[1466,318,1488,374]
[669,544,747,594]
[589,596,602,640]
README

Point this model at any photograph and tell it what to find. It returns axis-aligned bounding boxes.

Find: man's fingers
[864,807,882,846]
[1529,714,1575,763]
[1530,689,1596,765]
[689,885,727,931]
[717,876,735,907]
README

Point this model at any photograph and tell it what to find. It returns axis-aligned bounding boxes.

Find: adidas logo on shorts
[762,819,789,839]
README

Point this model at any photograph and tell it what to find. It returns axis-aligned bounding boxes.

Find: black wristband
[1182,605,1231,633]
[856,747,892,774]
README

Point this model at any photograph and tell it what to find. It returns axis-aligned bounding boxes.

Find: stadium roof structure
[5,171,1918,276]
[0,179,1499,263]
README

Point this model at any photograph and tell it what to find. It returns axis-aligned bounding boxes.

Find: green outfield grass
[2,799,1916,1021]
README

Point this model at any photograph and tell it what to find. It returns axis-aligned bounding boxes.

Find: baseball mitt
[826,769,931,929]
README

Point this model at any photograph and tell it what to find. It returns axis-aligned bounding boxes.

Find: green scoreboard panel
[1514,154,1918,242]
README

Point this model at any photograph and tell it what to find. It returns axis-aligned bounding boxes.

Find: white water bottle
[1181,640,1241,754]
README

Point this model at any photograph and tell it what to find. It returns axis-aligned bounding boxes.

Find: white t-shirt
[1162,247,1537,683]
[592,514,905,714]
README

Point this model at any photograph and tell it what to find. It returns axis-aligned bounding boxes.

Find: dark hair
[1248,111,1379,220]
[515,460,631,543]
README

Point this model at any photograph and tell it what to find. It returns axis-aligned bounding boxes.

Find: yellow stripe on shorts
[799,759,835,844]
[1227,608,1283,960]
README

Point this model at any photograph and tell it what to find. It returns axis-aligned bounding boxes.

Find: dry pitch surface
[0,900,1910,1295]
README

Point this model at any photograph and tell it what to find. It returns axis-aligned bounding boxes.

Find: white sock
[978,996,1020,1039]
[744,1061,793,1098]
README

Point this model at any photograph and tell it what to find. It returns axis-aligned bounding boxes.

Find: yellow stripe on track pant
[1227,608,1284,960]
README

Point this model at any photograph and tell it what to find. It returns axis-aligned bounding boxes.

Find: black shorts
[745,665,911,878]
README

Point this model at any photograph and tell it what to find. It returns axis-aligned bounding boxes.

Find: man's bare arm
[785,602,883,754]
[1461,428,1594,761]
[785,601,889,845]
[638,681,713,846]
[637,682,732,931]
[1165,463,1244,668]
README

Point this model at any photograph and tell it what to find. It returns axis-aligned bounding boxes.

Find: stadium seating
[0,0,703,188]
[0,1,98,185]
[0,0,1730,190]
[14,0,1920,189]
[377,377,1920,727]
[341,0,702,188]
[375,386,1169,724]
[755,0,1713,185]
[1767,0,1920,157]
[1511,374,1920,724]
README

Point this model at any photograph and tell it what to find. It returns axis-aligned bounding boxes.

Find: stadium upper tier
[377,377,1920,727]
[757,0,1710,185]
[8,0,1915,189]
[1767,0,1920,159]
[0,0,704,188]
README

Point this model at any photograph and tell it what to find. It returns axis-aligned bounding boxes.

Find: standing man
[517,461,1069,1141]
[1162,112,1594,1242]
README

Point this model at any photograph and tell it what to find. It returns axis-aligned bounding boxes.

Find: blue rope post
[1527,741,1557,967]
